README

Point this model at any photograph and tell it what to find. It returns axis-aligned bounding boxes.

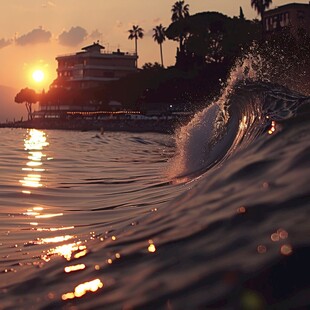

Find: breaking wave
[169,55,310,180]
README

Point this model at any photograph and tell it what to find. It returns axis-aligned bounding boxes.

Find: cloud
[145,28,154,37]
[47,1,56,7]
[153,18,162,24]
[16,27,51,45]
[41,1,56,8]
[58,26,88,46]
[115,20,123,28]
[0,38,12,49]
[89,29,103,41]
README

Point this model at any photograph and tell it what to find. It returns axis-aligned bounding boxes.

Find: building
[35,43,138,119]
[263,3,310,36]
[53,42,138,89]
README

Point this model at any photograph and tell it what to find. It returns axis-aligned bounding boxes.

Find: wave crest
[168,54,309,181]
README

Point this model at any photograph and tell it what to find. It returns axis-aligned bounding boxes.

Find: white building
[53,42,138,89]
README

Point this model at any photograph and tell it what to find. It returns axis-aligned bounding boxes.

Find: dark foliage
[15,88,38,120]
[166,12,261,68]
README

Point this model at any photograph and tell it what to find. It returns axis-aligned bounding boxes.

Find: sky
[0,0,308,120]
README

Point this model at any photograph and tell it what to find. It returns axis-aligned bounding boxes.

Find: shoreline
[0,118,189,134]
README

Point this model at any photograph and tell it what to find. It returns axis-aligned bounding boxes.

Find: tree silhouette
[239,7,245,20]
[15,88,38,120]
[251,0,272,23]
[128,25,144,67]
[171,0,189,22]
[153,24,166,67]
[171,1,190,52]
[166,11,260,66]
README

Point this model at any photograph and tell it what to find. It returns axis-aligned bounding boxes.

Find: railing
[57,51,137,58]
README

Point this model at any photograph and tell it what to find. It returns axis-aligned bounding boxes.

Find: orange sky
[0,0,308,121]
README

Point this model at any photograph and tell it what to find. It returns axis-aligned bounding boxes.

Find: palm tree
[171,0,189,22]
[153,24,166,67]
[171,1,190,52]
[128,25,144,67]
[251,0,272,26]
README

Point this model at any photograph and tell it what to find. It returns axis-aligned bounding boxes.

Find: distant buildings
[263,2,310,36]
[52,42,138,89]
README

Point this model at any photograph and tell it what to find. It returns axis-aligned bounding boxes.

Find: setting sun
[32,69,45,83]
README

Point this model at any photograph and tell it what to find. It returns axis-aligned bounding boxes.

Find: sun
[32,70,45,83]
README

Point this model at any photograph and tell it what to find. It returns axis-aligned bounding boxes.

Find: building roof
[82,42,105,52]
[56,42,137,62]
[266,2,310,13]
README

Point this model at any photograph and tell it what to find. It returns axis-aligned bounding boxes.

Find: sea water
[0,74,310,308]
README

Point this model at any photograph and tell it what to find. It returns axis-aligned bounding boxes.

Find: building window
[297,10,305,21]
[284,12,290,26]
[104,72,115,78]
[272,14,284,29]
[265,18,270,31]
[74,69,83,78]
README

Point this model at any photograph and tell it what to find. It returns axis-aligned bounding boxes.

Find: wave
[169,56,310,181]
[1,54,310,309]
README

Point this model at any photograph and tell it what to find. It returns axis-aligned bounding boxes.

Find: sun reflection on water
[22,204,84,263]
[148,239,156,253]
[23,206,64,219]
[42,242,88,262]
[35,226,75,232]
[17,129,99,301]
[64,264,86,273]
[20,129,49,193]
[268,120,277,135]
[24,129,49,150]
[38,235,75,244]
[61,279,104,300]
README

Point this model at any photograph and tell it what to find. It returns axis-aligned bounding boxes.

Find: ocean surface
[0,62,310,309]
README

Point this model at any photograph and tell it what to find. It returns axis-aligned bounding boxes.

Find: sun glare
[32,69,45,83]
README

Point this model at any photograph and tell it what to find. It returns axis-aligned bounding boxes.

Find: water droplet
[280,244,292,256]
[237,206,246,214]
[271,233,280,242]
[257,245,267,254]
